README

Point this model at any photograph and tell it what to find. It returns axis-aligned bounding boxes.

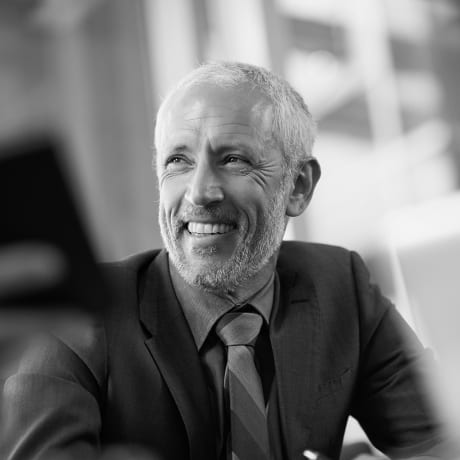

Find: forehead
[159,83,274,145]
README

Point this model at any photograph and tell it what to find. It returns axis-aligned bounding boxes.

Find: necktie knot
[216,311,263,347]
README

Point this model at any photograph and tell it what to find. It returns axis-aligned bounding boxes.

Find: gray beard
[159,183,288,293]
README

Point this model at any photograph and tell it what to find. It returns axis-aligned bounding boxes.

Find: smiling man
[1,62,449,460]
[156,81,313,297]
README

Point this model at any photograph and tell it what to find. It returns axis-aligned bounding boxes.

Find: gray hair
[154,61,317,178]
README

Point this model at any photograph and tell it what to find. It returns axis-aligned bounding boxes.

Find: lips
[187,222,234,235]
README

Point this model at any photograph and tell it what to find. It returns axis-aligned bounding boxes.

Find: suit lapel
[139,251,214,460]
[271,254,321,459]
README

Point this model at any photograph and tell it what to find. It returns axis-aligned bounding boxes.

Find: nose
[184,161,224,207]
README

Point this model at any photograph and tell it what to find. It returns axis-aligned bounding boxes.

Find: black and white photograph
[1,1,460,459]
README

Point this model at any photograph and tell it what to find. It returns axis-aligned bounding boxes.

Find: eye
[164,155,192,170]
[166,156,184,165]
[223,155,250,165]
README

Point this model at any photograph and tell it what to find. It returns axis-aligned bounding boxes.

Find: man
[1,62,447,460]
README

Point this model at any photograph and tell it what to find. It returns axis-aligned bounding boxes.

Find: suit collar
[270,250,320,459]
[139,250,215,460]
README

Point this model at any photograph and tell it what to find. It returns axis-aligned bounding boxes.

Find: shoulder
[99,249,164,306]
[277,241,389,326]
[279,240,351,263]
[278,240,365,280]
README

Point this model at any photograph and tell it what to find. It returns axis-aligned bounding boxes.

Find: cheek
[160,180,184,213]
[249,190,281,227]
[232,193,266,230]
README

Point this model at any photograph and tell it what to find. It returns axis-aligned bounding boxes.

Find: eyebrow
[167,144,190,154]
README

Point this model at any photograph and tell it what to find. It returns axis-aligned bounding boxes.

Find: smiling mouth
[187,222,235,235]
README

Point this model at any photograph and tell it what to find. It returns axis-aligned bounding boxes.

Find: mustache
[177,205,239,224]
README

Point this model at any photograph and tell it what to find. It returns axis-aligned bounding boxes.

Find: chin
[183,261,235,290]
[169,254,237,291]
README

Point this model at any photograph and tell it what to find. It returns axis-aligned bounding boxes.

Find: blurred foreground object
[387,191,460,450]
[0,134,109,386]
[0,133,108,314]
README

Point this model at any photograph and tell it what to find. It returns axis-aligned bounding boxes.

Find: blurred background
[2,0,460,450]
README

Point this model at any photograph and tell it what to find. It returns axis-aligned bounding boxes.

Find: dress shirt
[169,261,279,459]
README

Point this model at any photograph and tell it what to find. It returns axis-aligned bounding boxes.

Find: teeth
[188,222,233,234]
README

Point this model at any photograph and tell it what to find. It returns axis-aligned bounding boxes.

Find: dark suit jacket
[1,242,442,460]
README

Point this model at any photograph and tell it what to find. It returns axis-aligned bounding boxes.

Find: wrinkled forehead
[156,83,274,146]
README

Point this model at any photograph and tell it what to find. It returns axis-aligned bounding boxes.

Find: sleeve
[348,251,450,459]
[0,321,106,460]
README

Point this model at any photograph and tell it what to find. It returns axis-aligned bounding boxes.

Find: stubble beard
[159,182,288,293]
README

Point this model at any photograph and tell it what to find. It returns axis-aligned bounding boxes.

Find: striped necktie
[216,311,270,460]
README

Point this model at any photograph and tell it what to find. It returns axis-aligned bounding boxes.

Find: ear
[286,157,321,217]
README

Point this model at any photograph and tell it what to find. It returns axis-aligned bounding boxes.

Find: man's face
[156,83,289,291]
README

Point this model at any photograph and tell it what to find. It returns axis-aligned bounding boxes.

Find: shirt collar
[169,258,275,351]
